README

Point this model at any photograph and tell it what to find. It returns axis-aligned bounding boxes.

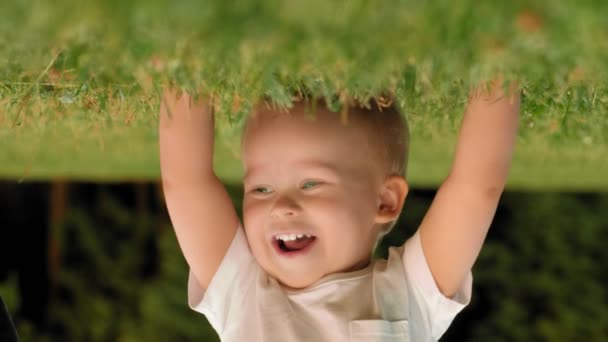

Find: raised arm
[159,87,239,290]
[417,76,521,298]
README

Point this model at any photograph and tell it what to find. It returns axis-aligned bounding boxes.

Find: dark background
[0,181,606,341]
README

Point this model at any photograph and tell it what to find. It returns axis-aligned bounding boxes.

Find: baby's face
[241,103,385,289]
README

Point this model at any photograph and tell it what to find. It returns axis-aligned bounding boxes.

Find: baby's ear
[374,176,409,224]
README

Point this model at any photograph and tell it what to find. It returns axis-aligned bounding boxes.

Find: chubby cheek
[242,199,269,252]
[314,193,374,226]
[308,196,346,221]
[243,196,267,224]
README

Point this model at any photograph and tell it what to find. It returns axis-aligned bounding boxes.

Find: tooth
[276,233,314,241]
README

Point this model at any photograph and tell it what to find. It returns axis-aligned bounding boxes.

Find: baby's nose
[270,195,301,217]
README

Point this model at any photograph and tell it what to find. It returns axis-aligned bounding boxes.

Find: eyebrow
[243,160,340,183]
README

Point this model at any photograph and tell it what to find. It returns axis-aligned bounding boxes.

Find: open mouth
[272,235,317,256]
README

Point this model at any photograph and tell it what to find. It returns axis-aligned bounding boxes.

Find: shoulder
[188,225,261,326]
[398,231,474,340]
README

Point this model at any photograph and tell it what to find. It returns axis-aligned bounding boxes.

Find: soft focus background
[1,184,607,341]
[1,0,607,341]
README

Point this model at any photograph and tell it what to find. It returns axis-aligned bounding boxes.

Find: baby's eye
[301,181,320,190]
[253,186,272,194]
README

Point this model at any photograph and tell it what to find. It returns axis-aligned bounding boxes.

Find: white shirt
[188,225,472,341]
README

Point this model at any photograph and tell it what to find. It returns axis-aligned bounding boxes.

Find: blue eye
[253,187,271,194]
[302,181,319,190]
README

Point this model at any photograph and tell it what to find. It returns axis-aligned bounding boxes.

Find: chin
[278,274,319,290]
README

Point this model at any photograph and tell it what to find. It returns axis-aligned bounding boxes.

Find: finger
[160,88,176,120]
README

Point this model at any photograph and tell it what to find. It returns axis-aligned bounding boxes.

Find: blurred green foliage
[2,185,606,341]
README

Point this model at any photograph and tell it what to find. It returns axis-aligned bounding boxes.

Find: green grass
[1,0,607,189]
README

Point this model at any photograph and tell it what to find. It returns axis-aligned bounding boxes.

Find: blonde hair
[285,92,409,177]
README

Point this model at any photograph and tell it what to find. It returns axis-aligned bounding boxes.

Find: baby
[159,77,520,341]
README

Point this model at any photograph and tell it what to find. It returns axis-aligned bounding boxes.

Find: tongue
[284,236,315,251]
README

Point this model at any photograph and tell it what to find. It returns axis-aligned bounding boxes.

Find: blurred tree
[1,183,607,341]
[0,182,51,330]
[466,193,608,341]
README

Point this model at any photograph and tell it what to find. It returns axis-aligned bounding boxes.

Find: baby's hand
[468,74,520,106]
[158,86,215,182]
[160,87,213,128]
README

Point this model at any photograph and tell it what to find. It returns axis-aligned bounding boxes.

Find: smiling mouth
[272,235,317,255]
